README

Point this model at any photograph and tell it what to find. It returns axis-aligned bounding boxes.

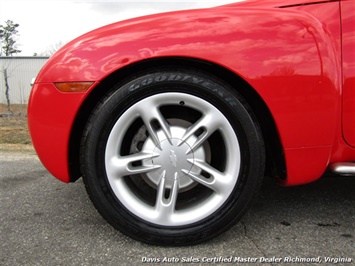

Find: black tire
[80,69,265,246]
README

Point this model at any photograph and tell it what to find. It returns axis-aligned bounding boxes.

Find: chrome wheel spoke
[155,172,180,222]
[109,152,159,176]
[180,111,221,152]
[138,101,171,148]
[184,159,230,193]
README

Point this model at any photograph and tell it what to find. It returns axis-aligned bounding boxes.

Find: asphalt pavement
[1,151,354,266]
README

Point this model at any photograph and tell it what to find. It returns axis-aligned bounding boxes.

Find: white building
[0,57,49,104]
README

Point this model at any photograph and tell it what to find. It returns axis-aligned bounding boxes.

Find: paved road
[1,151,354,266]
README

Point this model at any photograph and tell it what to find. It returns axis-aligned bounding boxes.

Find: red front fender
[29,5,342,184]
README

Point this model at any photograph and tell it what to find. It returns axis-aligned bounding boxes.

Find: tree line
[0,20,21,114]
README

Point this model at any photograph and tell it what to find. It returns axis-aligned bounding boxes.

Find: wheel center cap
[142,126,205,191]
[152,138,194,180]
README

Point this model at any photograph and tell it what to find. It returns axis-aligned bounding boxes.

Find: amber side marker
[54,82,94,92]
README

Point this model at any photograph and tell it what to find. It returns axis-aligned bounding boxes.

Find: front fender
[38,6,341,145]
[31,6,341,183]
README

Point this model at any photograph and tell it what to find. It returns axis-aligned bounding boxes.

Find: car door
[342,0,355,147]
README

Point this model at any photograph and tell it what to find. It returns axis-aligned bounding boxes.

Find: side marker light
[54,82,94,92]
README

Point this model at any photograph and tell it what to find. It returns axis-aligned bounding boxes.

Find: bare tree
[39,41,64,57]
[0,20,21,115]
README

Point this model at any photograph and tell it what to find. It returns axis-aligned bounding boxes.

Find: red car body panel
[28,0,355,185]
[223,0,335,8]
[341,0,355,147]
[28,83,92,180]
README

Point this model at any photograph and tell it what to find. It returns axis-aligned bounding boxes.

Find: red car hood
[223,0,336,8]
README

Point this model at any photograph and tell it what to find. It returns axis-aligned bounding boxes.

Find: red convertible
[28,0,354,245]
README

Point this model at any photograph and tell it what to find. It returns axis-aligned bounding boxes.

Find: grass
[0,104,34,152]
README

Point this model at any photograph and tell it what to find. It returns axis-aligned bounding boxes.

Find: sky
[0,0,240,56]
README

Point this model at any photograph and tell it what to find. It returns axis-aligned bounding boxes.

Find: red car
[28,0,354,245]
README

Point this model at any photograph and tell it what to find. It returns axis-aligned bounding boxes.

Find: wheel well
[69,57,286,181]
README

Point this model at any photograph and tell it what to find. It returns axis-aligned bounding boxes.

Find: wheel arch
[69,57,286,182]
